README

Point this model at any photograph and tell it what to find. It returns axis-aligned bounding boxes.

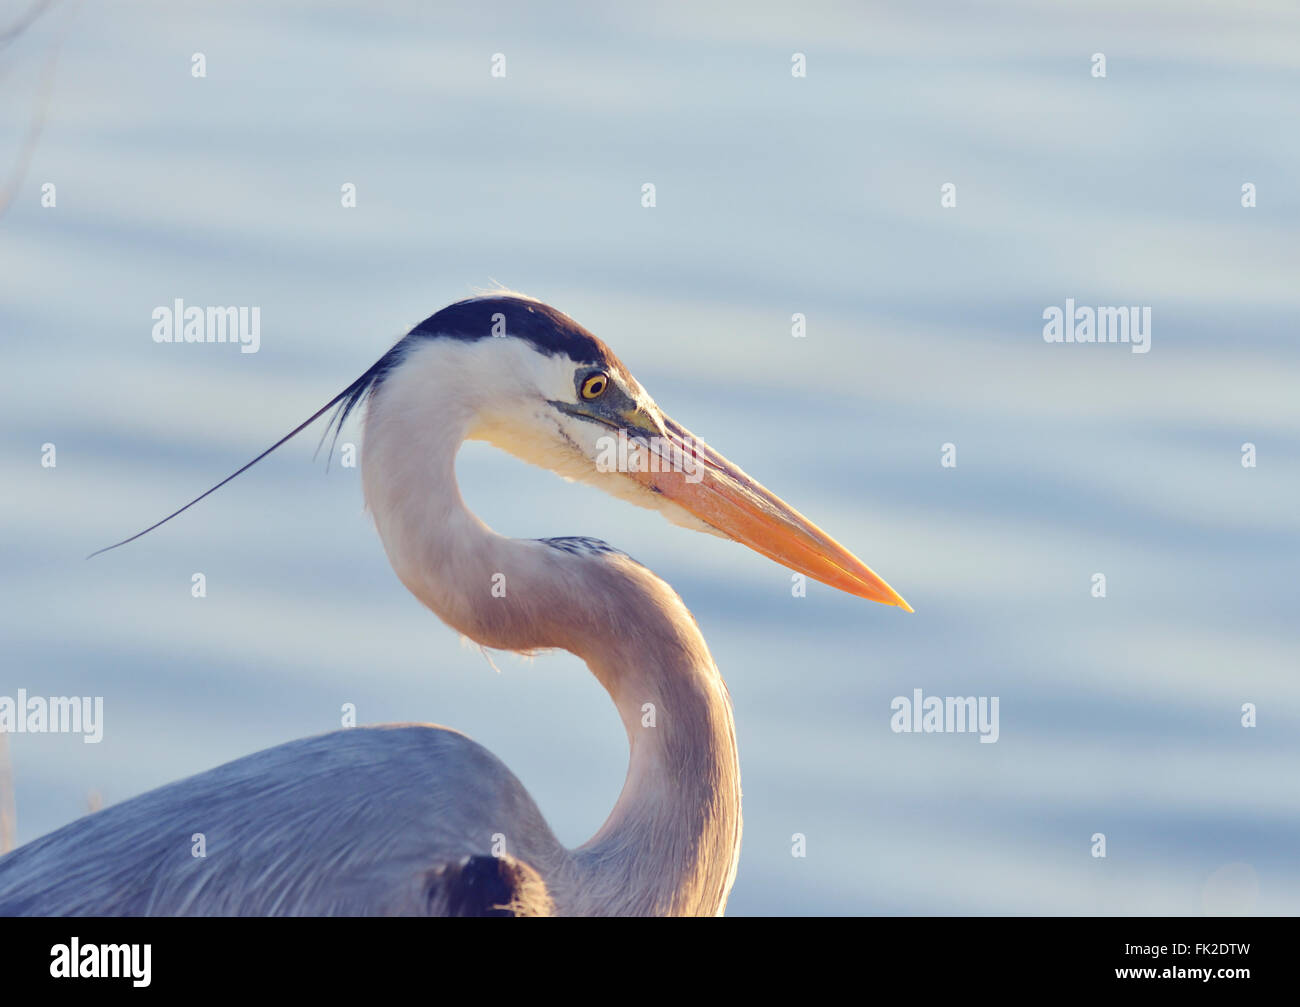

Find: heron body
[0,294,907,916]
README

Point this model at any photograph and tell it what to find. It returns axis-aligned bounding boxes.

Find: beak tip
[875,586,913,613]
[862,573,912,613]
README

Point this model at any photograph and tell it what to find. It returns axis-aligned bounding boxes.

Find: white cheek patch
[398,334,720,537]
[416,335,582,405]
[532,351,588,404]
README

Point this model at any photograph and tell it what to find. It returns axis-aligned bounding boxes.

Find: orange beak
[624,415,912,611]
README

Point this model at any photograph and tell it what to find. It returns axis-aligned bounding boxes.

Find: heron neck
[569,625,742,917]
[362,392,741,916]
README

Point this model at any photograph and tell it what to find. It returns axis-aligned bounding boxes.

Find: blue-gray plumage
[0,727,556,916]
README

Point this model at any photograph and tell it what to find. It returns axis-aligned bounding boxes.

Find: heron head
[90,292,907,614]
[357,293,908,610]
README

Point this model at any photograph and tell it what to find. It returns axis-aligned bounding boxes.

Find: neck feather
[361,371,741,916]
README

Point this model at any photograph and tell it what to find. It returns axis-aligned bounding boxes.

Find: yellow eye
[581,373,609,400]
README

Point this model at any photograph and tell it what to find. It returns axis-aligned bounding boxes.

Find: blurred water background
[1,0,1297,914]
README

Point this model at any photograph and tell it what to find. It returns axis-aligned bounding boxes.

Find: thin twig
[0,732,16,855]
[0,0,69,221]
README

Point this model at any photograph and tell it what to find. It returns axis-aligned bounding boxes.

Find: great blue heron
[0,293,909,916]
